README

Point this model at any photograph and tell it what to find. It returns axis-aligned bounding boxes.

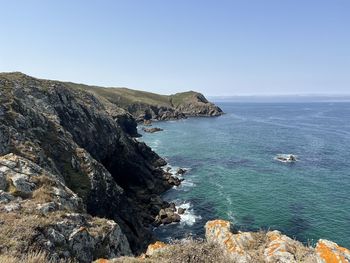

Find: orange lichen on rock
[205,219,230,229]
[205,219,253,261]
[316,239,350,263]
[94,259,109,263]
[145,241,168,256]
[263,231,300,263]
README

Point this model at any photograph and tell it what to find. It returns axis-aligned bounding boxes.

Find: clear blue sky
[0,0,349,96]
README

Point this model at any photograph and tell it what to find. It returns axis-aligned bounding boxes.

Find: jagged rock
[176,168,187,175]
[36,202,58,214]
[169,213,181,223]
[168,202,176,211]
[4,202,21,212]
[0,72,175,254]
[205,220,253,262]
[46,227,66,245]
[145,241,168,256]
[315,239,350,263]
[0,153,133,261]
[205,219,319,263]
[0,154,84,212]
[177,207,185,214]
[167,176,182,186]
[95,220,133,258]
[142,127,163,133]
[10,174,36,195]
[69,227,95,262]
[0,190,15,204]
[0,172,7,190]
[159,209,167,219]
[94,219,350,263]
[264,230,302,263]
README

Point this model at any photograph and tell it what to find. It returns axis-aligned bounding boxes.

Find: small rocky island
[0,72,349,263]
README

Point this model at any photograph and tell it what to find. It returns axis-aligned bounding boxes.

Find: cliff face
[0,72,182,260]
[0,153,132,262]
[79,86,223,121]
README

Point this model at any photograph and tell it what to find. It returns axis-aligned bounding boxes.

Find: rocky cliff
[75,86,223,122]
[0,72,197,261]
[1,72,348,263]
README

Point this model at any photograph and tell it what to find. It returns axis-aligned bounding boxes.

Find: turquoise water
[140,102,350,248]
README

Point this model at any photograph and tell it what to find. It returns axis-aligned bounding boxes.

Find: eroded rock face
[316,239,350,263]
[0,72,174,254]
[205,219,344,263]
[172,92,223,118]
[86,87,223,122]
[0,154,132,262]
[145,241,168,257]
[263,230,307,263]
[205,220,253,262]
[0,153,83,211]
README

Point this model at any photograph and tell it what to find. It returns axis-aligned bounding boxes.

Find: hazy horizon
[1,1,349,96]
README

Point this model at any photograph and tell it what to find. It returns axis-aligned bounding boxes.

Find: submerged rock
[142,127,164,133]
[176,168,187,175]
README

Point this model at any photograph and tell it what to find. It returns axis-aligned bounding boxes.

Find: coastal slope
[66,84,223,121]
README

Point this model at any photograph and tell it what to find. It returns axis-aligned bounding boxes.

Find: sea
[139,101,350,248]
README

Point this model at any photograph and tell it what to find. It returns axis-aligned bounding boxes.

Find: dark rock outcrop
[0,72,179,258]
[0,153,132,262]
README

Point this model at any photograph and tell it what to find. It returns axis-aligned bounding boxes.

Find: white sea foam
[225,195,233,206]
[176,202,202,226]
[162,164,195,190]
[178,180,195,188]
[226,211,237,223]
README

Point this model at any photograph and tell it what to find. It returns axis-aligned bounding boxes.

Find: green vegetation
[65,82,202,109]
[170,91,199,107]
[63,162,91,201]
[0,72,211,113]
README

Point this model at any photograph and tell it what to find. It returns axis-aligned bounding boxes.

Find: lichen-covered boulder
[0,190,15,203]
[69,227,96,262]
[145,241,168,257]
[0,154,132,262]
[205,219,253,262]
[316,239,350,263]
[205,219,320,263]
[0,153,83,211]
[264,230,303,263]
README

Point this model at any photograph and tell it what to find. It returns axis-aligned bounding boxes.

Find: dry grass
[0,209,67,255]
[293,243,317,263]
[0,250,76,263]
[244,230,269,262]
[32,186,53,203]
[113,239,235,263]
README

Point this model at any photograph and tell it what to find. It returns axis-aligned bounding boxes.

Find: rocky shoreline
[0,72,222,262]
[95,220,350,263]
[1,72,349,263]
